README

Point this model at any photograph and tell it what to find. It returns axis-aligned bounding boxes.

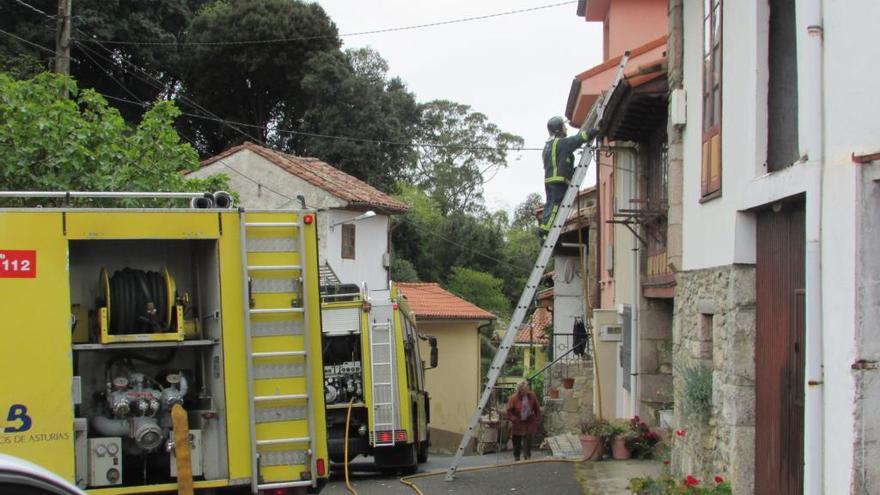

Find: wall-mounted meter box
[599,325,623,342]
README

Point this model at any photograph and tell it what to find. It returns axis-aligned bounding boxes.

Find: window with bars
[341,224,355,259]
[701,0,722,199]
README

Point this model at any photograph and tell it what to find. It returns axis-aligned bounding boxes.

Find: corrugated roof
[200,142,409,214]
[397,283,496,321]
[515,307,551,345]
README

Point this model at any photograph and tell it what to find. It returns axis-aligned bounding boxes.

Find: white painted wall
[680,1,880,492]
[189,149,391,291]
[324,209,390,291]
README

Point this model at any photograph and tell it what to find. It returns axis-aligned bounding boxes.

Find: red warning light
[303,214,314,225]
[316,458,326,477]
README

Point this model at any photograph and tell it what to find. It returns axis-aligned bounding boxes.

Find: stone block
[725,335,755,384]
[728,426,755,495]
[729,266,756,308]
[697,299,719,315]
[640,373,673,404]
[719,384,755,427]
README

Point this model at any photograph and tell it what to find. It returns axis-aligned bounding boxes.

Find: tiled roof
[201,142,409,213]
[515,307,551,345]
[397,283,496,321]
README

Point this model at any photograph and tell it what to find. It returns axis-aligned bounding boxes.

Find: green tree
[0,73,227,201]
[445,266,509,318]
[296,48,420,191]
[411,100,524,214]
[177,0,341,155]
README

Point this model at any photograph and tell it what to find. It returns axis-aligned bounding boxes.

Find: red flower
[633,415,641,422]
[714,476,724,484]
[676,429,687,437]
[685,475,699,486]
[663,460,670,465]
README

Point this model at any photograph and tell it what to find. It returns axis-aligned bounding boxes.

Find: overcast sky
[313,0,603,214]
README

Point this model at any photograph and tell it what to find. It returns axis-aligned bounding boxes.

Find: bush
[679,364,713,421]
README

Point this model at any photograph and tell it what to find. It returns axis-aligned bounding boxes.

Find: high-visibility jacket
[542,129,591,184]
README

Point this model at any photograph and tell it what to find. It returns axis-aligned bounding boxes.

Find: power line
[75,1,577,47]
[12,0,54,18]
[0,27,57,55]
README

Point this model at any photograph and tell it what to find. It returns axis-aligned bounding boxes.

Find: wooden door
[755,201,805,494]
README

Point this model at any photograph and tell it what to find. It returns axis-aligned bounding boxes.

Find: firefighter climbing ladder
[240,211,318,493]
[445,52,630,481]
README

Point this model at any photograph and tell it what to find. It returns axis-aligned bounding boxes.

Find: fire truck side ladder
[369,318,398,446]
[240,211,318,493]
[445,52,630,481]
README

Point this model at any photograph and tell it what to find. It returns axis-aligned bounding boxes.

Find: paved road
[322,451,587,495]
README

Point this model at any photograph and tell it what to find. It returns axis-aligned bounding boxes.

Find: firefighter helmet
[547,116,566,136]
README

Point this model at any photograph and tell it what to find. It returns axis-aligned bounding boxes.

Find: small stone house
[189,142,409,294]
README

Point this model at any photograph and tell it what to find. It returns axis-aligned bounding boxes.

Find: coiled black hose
[108,268,170,334]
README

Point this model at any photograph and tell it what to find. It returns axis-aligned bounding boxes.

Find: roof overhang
[577,0,611,21]
[565,36,668,127]
[598,71,668,142]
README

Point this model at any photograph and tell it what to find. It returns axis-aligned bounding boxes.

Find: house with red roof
[190,142,409,292]
[397,282,496,453]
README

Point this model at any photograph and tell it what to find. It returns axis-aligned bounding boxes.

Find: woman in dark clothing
[506,381,542,461]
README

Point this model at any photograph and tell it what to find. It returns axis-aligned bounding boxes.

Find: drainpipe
[800,0,825,493]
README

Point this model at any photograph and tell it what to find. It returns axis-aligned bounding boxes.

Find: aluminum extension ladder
[445,52,630,481]
[369,310,398,446]
[240,211,318,493]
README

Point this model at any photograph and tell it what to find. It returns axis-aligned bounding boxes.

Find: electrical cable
[11,0,54,18]
[0,27,58,56]
[76,1,577,47]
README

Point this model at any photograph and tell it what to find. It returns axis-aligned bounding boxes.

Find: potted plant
[547,385,560,399]
[562,377,575,389]
[578,418,612,460]
[627,415,661,459]
[609,420,634,460]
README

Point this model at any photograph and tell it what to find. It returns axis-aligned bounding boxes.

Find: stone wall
[672,264,755,495]
[543,361,594,437]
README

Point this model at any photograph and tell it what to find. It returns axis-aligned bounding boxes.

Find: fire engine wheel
[417,431,429,464]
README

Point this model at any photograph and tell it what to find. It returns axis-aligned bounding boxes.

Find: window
[341,224,355,259]
[701,0,722,198]
[767,0,799,171]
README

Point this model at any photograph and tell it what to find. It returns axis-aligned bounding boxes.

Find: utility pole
[54,0,72,75]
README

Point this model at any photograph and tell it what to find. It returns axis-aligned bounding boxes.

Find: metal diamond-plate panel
[255,406,308,424]
[247,237,297,253]
[254,362,305,379]
[251,320,303,337]
[251,277,299,294]
[259,449,307,466]
[321,307,361,334]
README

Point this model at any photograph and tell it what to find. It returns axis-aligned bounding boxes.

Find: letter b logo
[4,404,32,433]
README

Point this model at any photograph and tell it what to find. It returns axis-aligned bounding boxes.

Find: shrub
[628,474,731,495]
[679,364,713,421]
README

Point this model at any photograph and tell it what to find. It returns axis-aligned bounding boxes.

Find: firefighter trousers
[540,182,567,232]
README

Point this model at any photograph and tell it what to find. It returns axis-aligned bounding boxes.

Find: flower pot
[547,387,560,399]
[562,377,575,389]
[611,436,631,460]
[579,434,604,460]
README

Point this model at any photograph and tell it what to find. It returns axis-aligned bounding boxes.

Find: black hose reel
[100,268,177,334]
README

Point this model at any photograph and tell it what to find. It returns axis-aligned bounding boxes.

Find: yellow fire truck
[319,283,435,473]
[0,192,330,494]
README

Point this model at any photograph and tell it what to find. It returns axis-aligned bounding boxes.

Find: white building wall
[680,0,879,492]
[552,255,585,360]
[189,149,391,291]
[323,210,389,291]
